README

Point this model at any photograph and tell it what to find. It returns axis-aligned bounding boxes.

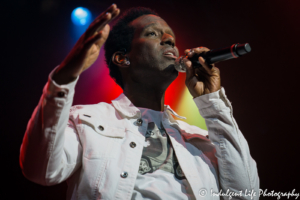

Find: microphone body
[175,43,251,72]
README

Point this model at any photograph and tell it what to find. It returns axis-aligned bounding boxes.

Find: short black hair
[104,7,158,89]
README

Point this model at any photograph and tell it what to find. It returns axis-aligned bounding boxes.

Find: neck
[123,81,168,112]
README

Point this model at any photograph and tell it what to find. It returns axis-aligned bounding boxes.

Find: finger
[87,8,120,38]
[95,24,110,46]
[86,5,119,36]
[187,47,210,58]
[183,57,196,82]
[86,13,111,37]
[98,8,120,30]
[194,66,210,83]
[195,65,210,76]
[198,56,213,75]
[193,46,210,53]
[82,31,103,52]
[94,4,118,22]
[183,56,201,96]
[94,7,120,26]
[184,49,191,55]
[110,7,120,19]
[209,65,220,77]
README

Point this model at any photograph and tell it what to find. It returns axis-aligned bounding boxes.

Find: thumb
[183,57,193,81]
[183,57,198,88]
[96,24,110,47]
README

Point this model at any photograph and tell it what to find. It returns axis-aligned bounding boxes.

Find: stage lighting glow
[176,88,207,130]
[71,7,92,26]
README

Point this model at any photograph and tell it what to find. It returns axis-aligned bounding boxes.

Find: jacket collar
[111,93,209,140]
[111,93,186,120]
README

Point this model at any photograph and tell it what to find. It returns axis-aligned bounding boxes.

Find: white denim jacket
[20,72,259,200]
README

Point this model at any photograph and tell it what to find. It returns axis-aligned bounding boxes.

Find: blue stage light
[71,7,92,26]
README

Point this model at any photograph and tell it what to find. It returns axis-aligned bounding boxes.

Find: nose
[160,33,175,47]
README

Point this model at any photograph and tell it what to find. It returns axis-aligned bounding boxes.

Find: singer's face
[126,15,179,84]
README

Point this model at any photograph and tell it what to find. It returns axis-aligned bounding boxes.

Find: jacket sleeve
[193,87,259,200]
[19,68,83,186]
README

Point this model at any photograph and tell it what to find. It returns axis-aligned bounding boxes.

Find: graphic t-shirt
[131,108,195,200]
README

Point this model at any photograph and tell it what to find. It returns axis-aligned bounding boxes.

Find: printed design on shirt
[173,156,186,180]
[138,122,186,180]
[138,156,153,174]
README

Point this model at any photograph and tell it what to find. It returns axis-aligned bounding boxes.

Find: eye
[146,32,157,36]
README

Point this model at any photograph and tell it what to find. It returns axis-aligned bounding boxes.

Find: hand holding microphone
[175,43,251,72]
[179,43,251,98]
[182,46,220,98]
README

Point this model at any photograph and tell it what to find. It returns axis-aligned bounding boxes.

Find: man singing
[20,4,259,200]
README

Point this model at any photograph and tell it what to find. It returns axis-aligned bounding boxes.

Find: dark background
[2,0,300,199]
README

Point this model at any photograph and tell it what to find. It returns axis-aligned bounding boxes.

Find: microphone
[175,43,251,72]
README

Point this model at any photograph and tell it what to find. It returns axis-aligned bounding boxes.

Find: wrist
[52,68,78,85]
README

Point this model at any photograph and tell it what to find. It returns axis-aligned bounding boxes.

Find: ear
[112,51,129,68]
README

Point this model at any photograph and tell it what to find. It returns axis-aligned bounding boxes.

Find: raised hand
[183,47,221,98]
[53,4,120,85]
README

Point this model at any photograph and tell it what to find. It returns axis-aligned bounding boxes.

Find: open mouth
[163,50,178,59]
[163,54,177,59]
